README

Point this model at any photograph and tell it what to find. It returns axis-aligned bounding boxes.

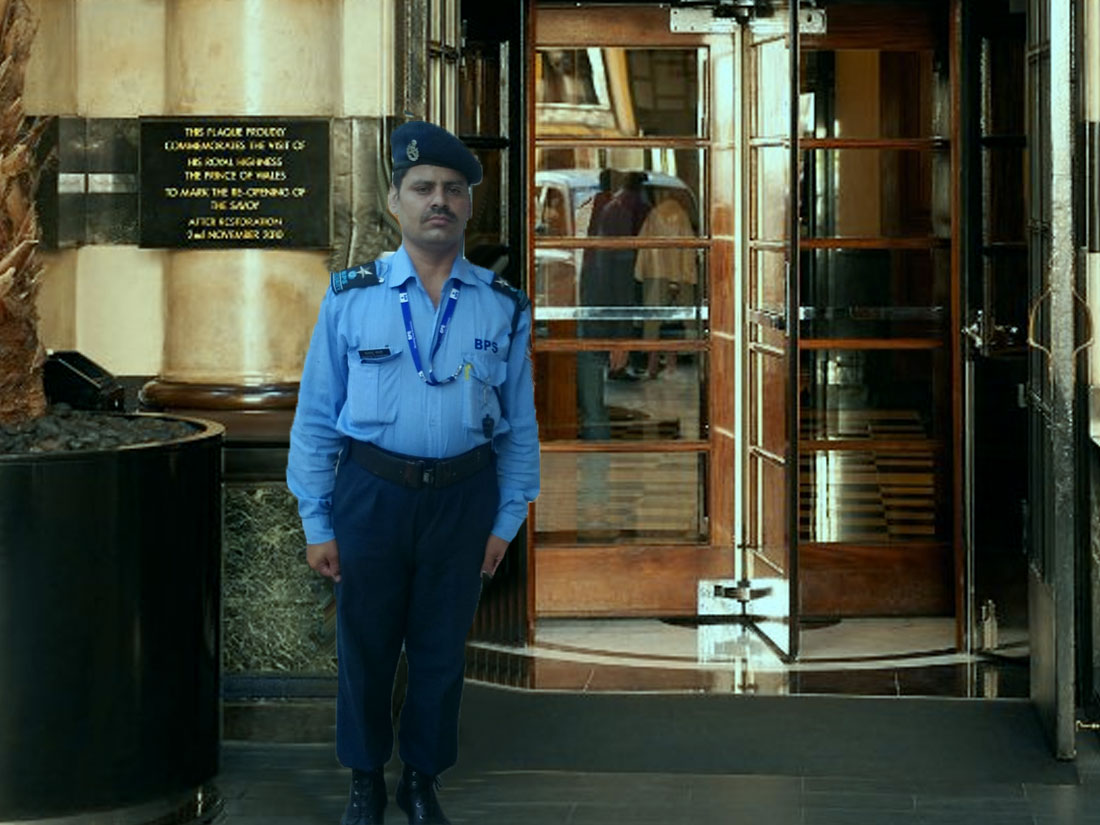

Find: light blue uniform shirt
[287,246,540,546]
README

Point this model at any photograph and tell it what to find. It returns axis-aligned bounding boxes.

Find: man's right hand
[306,539,341,583]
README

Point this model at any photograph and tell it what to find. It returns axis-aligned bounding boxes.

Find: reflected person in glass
[577,169,651,437]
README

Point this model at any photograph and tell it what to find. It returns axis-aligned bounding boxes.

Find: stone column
[140,0,339,417]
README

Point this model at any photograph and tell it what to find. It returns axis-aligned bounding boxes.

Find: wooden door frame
[527,2,965,630]
[791,2,962,631]
[530,4,738,617]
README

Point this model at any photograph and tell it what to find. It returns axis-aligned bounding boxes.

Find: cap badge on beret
[390,120,483,186]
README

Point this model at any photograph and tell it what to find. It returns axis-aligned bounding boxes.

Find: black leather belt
[347,440,493,489]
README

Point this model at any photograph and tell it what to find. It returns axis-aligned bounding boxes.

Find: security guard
[287,121,540,825]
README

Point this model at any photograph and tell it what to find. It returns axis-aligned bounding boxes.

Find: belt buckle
[421,462,436,487]
[401,460,425,488]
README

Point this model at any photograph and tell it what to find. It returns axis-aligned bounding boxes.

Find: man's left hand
[481,534,509,578]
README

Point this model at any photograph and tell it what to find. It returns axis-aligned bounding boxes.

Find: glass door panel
[535,150,707,236]
[801,448,946,544]
[800,249,949,340]
[536,451,708,544]
[795,6,956,626]
[754,146,790,240]
[531,11,718,619]
[531,243,707,319]
[534,348,707,442]
[749,454,792,648]
[802,149,936,238]
[536,47,706,138]
[801,49,935,139]
[742,22,799,658]
[751,249,788,314]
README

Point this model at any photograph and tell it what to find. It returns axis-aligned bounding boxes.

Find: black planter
[0,415,224,821]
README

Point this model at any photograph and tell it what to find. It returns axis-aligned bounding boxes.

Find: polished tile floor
[212,731,1100,825]
[213,618,1050,824]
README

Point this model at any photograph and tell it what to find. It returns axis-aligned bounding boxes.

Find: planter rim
[0,412,225,464]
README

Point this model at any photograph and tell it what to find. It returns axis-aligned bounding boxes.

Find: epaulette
[331,260,384,294]
[490,275,530,334]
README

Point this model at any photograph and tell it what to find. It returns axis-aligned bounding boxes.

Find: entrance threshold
[466,617,1028,698]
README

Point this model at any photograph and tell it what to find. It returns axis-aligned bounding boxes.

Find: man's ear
[387,184,399,215]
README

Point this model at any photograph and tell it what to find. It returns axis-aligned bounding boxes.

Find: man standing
[287,121,540,825]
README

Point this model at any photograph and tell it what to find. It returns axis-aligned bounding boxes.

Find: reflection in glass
[753,146,789,241]
[800,349,947,441]
[983,146,1027,242]
[984,253,1028,345]
[750,454,789,572]
[799,342,950,544]
[752,38,790,138]
[750,250,786,318]
[534,349,705,441]
[801,50,934,139]
[802,149,935,237]
[801,449,946,543]
[538,49,604,105]
[799,249,949,338]
[749,344,788,457]
[536,451,707,543]
[536,47,704,137]
[535,153,705,237]
[532,242,706,321]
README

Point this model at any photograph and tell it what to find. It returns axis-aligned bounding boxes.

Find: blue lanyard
[399,282,463,385]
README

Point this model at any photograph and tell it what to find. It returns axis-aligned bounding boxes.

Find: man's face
[388,165,472,253]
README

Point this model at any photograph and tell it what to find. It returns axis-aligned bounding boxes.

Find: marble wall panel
[76,0,167,116]
[37,250,78,351]
[25,0,77,115]
[160,249,328,385]
[27,0,401,383]
[165,0,340,116]
[223,483,337,675]
[74,246,166,375]
[342,0,395,116]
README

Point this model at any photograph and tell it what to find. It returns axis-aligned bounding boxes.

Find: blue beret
[391,121,483,186]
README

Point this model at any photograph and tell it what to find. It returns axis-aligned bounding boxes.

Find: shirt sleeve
[491,297,541,541]
[287,288,348,545]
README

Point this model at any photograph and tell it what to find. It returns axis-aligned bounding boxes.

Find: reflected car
[532,168,698,308]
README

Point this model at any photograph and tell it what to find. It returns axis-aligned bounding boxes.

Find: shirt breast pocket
[346,341,404,424]
[462,351,506,436]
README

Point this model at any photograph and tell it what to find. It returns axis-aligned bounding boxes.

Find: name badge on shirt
[359,347,392,362]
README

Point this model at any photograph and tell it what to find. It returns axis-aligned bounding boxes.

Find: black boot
[342,768,387,824]
[395,766,450,824]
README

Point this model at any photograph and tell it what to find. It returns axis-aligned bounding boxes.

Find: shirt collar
[387,245,490,291]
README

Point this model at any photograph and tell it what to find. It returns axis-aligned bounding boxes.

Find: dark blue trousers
[332,453,496,776]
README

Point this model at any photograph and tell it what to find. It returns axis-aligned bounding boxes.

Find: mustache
[423,207,456,222]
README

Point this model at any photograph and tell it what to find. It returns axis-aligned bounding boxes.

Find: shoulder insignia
[490,275,531,312]
[490,275,530,335]
[331,260,384,294]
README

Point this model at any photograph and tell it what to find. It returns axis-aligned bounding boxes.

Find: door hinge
[751,7,826,36]
[671,3,826,35]
[670,7,740,33]
[699,578,774,614]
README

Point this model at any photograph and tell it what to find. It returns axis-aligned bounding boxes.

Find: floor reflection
[466,617,1029,699]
